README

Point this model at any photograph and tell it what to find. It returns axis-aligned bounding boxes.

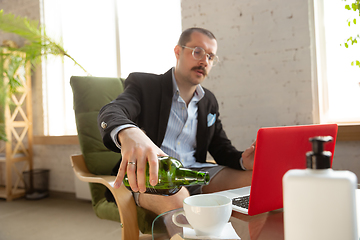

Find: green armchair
[70,76,161,240]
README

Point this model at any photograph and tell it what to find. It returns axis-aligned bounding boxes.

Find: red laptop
[214,124,338,215]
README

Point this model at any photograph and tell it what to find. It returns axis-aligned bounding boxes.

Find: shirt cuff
[240,157,247,171]
[110,124,137,150]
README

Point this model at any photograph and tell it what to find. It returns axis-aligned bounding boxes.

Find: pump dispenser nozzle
[306,136,333,169]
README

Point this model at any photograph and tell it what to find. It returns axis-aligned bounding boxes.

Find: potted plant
[0,9,87,141]
[0,10,88,200]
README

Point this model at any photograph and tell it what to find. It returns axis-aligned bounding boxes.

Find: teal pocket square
[207,113,216,127]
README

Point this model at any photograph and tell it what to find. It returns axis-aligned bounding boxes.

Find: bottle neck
[306,152,331,169]
[177,168,210,184]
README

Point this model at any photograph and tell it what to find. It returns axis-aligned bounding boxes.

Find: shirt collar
[171,67,205,102]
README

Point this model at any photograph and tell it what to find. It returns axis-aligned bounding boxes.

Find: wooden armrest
[70,154,116,187]
[70,154,140,240]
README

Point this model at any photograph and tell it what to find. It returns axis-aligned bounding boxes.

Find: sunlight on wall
[117,1,182,78]
[41,0,181,135]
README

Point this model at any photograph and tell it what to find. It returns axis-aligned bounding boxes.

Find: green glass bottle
[123,156,210,195]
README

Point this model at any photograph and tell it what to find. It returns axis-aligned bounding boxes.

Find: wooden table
[151,208,284,240]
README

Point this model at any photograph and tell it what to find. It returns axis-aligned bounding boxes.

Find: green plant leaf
[351,60,360,67]
[5,55,23,90]
[352,2,358,10]
[0,123,7,142]
[0,10,91,141]
[0,10,88,73]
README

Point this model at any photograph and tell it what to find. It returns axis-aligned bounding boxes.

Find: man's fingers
[126,155,138,192]
[114,161,127,188]
[136,154,147,193]
[242,142,256,170]
[148,152,159,186]
[243,146,254,158]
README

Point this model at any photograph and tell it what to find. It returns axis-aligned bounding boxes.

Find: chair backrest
[70,76,124,213]
[70,76,123,175]
[70,76,165,234]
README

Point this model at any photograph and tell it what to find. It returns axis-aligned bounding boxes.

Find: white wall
[182,0,314,147]
[33,145,81,193]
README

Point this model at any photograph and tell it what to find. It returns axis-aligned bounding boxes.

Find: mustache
[191,66,207,77]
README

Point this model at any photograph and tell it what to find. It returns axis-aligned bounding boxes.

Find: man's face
[175,31,218,87]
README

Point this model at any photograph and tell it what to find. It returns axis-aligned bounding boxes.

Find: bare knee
[139,187,190,215]
[202,167,253,193]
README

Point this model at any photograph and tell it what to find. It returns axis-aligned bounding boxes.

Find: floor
[0,192,123,240]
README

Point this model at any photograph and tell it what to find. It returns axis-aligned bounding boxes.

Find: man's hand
[242,141,256,170]
[113,127,166,193]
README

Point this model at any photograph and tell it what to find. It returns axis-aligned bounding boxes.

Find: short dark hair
[177,27,216,46]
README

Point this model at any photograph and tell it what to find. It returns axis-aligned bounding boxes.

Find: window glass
[315,0,360,124]
[41,0,181,135]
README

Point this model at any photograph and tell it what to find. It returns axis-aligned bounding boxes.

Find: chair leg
[112,185,140,240]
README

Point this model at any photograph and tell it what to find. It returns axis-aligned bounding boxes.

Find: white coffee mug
[172,194,232,237]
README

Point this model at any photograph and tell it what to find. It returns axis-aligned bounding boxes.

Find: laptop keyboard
[232,195,250,209]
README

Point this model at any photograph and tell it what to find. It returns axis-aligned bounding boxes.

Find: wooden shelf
[0,153,28,162]
[0,186,25,201]
[0,50,33,201]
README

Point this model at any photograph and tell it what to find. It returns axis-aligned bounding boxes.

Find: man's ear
[174,45,181,59]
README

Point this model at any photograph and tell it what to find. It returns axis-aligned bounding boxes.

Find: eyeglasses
[181,46,219,66]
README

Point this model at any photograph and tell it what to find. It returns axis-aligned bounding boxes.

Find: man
[98,27,255,215]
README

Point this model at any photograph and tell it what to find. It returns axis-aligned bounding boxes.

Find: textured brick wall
[181,0,314,147]
[181,0,360,177]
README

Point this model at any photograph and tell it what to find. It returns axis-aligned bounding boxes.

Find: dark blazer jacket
[98,68,243,171]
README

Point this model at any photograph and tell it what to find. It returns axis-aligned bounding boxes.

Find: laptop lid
[247,123,338,216]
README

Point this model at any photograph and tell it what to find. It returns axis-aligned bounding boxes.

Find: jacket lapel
[196,97,209,159]
[156,69,173,146]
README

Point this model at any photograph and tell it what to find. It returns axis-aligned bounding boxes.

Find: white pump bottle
[283,136,358,240]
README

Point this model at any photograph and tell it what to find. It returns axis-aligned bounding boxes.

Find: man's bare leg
[138,187,190,215]
[202,167,253,193]
[138,187,190,237]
